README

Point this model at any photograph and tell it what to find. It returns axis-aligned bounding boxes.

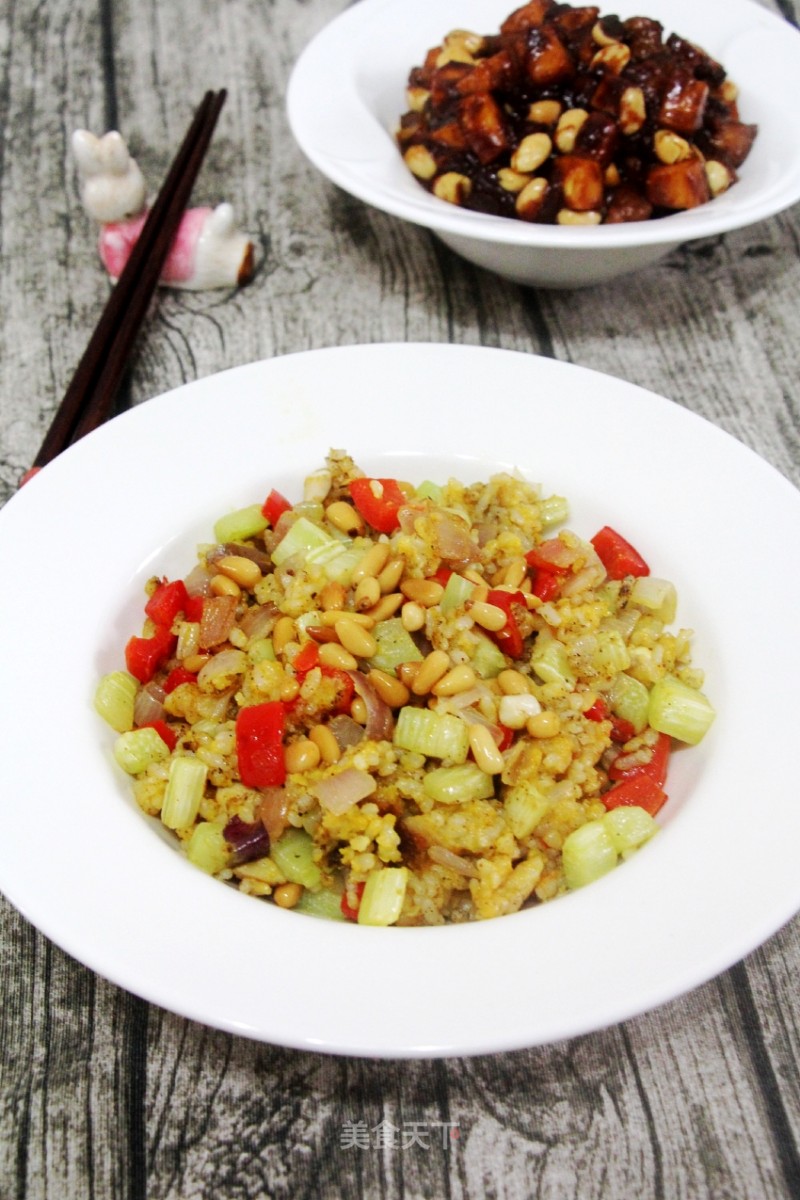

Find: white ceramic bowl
[287,0,800,288]
[2,344,800,1057]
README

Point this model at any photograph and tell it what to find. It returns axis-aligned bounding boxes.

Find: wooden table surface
[2,0,799,1196]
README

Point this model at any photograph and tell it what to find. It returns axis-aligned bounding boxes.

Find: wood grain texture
[1,0,799,1196]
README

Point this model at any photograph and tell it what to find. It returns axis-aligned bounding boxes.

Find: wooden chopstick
[30,89,227,471]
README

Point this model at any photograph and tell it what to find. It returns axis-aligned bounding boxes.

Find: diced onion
[312,768,377,815]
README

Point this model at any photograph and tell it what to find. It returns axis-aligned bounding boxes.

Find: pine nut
[406,86,430,113]
[354,576,381,612]
[705,160,732,197]
[319,642,359,671]
[619,86,646,136]
[590,42,630,73]
[591,19,618,46]
[498,669,531,695]
[468,725,505,774]
[433,172,472,205]
[605,163,621,186]
[367,668,411,708]
[554,108,588,154]
[411,650,451,696]
[273,616,296,655]
[511,132,552,174]
[284,738,321,774]
[528,99,562,125]
[498,168,532,194]
[526,710,561,738]
[404,145,438,181]
[463,568,486,585]
[470,600,507,632]
[352,542,390,583]
[210,574,241,599]
[556,210,602,225]
[401,578,444,606]
[325,501,365,536]
[273,882,303,909]
[498,693,542,729]
[376,558,405,594]
[515,177,549,220]
[364,593,404,622]
[432,664,477,696]
[401,601,426,632]
[335,618,378,659]
[397,661,421,689]
[182,653,210,673]
[309,724,341,764]
[319,609,375,627]
[351,697,368,724]
[502,559,527,589]
[320,581,346,612]
[654,129,691,165]
[215,555,263,590]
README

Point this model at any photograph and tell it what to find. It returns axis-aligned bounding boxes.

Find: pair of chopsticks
[25,89,227,481]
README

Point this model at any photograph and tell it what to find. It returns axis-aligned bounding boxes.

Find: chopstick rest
[72,129,254,291]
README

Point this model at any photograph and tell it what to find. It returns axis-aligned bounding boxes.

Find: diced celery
[357,866,409,926]
[161,755,208,830]
[415,480,443,503]
[369,618,424,675]
[94,670,138,733]
[602,806,658,856]
[214,503,268,544]
[270,828,322,888]
[531,632,576,688]
[305,537,352,573]
[393,707,469,763]
[271,516,336,567]
[608,672,650,734]
[469,632,507,679]
[440,572,476,614]
[591,629,631,675]
[538,494,569,530]
[630,576,678,625]
[562,820,618,889]
[294,885,347,921]
[648,674,716,745]
[248,637,276,664]
[113,726,171,775]
[321,545,365,586]
[186,818,230,874]
[423,763,495,805]
[503,781,550,839]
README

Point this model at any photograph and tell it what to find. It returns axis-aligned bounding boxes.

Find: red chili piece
[591,526,650,580]
[486,589,527,658]
[348,477,407,535]
[262,488,292,526]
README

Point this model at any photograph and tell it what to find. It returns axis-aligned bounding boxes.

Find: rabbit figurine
[71,129,254,290]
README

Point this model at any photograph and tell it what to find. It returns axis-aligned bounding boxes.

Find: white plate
[2,343,799,1058]
[287,0,800,286]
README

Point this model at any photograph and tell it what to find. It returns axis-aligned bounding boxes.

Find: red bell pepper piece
[486,589,527,659]
[125,626,176,684]
[144,579,189,628]
[608,731,671,787]
[430,566,453,586]
[531,570,562,601]
[583,697,636,744]
[602,773,667,817]
[140,719,178,752]
[183,594,205,623]
[236,701,287,789]
[261,488,292,526]
[591,526,650,581]
[163,666,198,694]
[293,641,320,676]
[348,477,407,535]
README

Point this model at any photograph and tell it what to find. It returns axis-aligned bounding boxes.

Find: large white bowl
[1,344,800,1057]
[287,0,800,288]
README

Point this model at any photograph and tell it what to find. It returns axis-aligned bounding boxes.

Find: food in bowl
[95,452,715,924]
[396,0,757,224]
